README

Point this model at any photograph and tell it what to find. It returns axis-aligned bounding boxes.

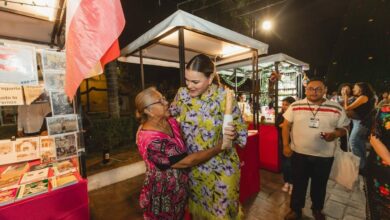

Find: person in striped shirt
[282,78,350,220]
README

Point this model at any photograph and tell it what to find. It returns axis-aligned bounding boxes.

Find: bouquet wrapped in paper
[222,89,234,149]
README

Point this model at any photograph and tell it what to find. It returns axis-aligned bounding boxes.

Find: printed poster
[0,84,23,106]
[0,44,38,85]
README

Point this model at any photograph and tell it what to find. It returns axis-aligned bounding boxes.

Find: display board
[0,43,82,207]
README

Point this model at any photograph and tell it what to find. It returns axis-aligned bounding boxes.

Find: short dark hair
[282,96,296,104]
[307,77,326,86]
[337,83,353,95]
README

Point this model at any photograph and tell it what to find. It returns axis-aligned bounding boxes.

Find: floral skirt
[140,169,189,220]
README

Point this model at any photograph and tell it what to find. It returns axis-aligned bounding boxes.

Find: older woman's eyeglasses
[144,97,167,109]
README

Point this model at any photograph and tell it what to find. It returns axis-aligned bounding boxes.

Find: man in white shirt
[282,78,350,220]
[17,102,51,136]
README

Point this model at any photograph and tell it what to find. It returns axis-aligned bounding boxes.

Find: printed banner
[0,44,38,85]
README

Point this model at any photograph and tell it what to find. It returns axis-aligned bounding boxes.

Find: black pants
[290,152,334,212]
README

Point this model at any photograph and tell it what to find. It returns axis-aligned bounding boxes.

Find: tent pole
[274,61,280,126]
[178,28,185,87]
[140,50,145,89]
[298,66,303,99]
[234,68,238,93]
[254,50,259,129]
[75,89,87,178]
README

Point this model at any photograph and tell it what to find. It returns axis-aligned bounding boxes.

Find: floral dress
[136,117,189,220]
[366,104,390,220]
[170,84,248,220]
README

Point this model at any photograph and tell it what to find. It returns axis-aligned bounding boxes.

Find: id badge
[309,117,320,128]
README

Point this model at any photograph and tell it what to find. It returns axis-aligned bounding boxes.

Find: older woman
[170,54,248,219]
[135,87,224,220]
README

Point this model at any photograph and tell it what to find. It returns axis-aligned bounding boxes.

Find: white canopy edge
[118,56,179,68]
[120,10,268,57]
[0,38,54,50]
[119,51,256,69]
[217,53,310,71]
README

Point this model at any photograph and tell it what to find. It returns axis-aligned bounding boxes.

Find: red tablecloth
[258,125,280,172]
[0,179,89,220]
[236,130,260,203]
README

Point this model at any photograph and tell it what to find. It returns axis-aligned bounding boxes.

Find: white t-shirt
[283,98,350,157]
[17,102,51,134]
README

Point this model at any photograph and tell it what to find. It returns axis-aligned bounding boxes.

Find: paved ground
[89,169,366,220]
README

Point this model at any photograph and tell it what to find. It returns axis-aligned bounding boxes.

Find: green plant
[87,116,135,152]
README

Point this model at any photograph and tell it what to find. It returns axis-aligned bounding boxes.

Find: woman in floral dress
[135,87,224,220]
[366,103,390,219]
[170,54,248,219]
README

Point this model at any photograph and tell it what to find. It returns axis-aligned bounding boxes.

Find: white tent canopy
[218,53,310,72]
[119,10,268,67]
[0,0,64,45]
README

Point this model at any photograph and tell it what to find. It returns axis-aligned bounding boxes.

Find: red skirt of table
[236,130,260,203]
[0,178,89,220]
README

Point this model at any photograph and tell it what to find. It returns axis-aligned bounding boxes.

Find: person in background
[366,103,390,219]
[329,91,338,102]
[276,96,296,194]
[135,87,225,220]
[170,54,247,220]
[376,91,389,108]
[337,83,355,105]
[336,83,355,151]
[282,78,349,220]
[17,102,51,137]
[343,82,375,173]
[238,93,252,121]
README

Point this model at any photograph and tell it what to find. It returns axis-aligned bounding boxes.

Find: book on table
[52,159,76,176]
[16,179,49,200]
[0,188,17,206]
[29,163,53,171]
[1,162,29,179]
[51,173,78,189]
[0,175,21,190]
[20,168,49,184]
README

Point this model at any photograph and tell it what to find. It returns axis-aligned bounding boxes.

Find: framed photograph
[50,91,74,116]
[0,140,16,166]
[14,137,40,162]
[39,136,56,163]
[43,71,65,91]
[54,133,78,160]
[0,44,38,85]
[41,50,66,71]
[46,114,79,135]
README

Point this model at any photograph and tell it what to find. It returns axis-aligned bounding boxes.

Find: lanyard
[307,101,322,118]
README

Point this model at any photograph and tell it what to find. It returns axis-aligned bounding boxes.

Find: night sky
[119,0,390,93]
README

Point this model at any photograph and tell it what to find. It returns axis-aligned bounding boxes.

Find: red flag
[65,0,125,99]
